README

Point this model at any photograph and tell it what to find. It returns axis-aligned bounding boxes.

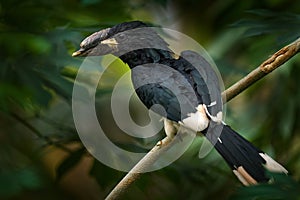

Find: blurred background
[1,0,300,199]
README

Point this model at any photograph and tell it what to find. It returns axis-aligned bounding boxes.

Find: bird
[72,21,288,185]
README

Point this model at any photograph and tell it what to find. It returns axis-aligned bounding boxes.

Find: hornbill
[72,21,288,185]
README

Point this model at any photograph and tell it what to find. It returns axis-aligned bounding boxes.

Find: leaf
[230,172,300,200]
[0,83,31,112]
[231,9,300,45]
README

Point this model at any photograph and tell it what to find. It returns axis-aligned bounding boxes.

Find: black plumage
[123,48,212,122]
[73,21,287,185]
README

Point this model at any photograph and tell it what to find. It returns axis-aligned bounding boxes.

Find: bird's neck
[118,48,175,68]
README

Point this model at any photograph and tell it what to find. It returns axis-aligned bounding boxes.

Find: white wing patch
[203,103,223,124]
[179,104,209,132]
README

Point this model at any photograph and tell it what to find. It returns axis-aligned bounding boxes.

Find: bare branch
[105,37,300,200]
[105,132,191,200]
[105,136,174,200]
[222,37,300,102]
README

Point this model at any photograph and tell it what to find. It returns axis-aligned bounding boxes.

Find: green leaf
[230,172,300,200]
[231,9,300,45]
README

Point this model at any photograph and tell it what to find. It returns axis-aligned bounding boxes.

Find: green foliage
[0,0,131,198]
[0,0,300,199]
[231,9,300,45]
[0,167,43,198]
[0,0,131,110]
[230,172,300,200]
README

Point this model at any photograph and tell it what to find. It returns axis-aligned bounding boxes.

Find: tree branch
[105,37,300,200]
[222,37,300,102]
[105,136,176,200]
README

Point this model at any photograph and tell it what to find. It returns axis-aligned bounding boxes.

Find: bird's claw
[156,137,172,147]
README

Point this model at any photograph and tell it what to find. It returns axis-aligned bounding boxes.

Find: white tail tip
[259,153,288,174]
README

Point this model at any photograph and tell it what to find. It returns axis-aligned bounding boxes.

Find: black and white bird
[72,21,288,185]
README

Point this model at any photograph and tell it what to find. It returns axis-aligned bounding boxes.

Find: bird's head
[72,21,169,57]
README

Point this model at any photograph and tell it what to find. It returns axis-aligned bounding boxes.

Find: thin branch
[222,37,300,102]
[105,136,176,200]
[105,37,300,200]
[105,132,193,200]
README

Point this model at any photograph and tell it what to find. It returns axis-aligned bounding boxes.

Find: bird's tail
[204,124,288,185]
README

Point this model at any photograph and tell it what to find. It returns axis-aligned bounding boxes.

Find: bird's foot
[156,136,173,147]
[156,118,178,148]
